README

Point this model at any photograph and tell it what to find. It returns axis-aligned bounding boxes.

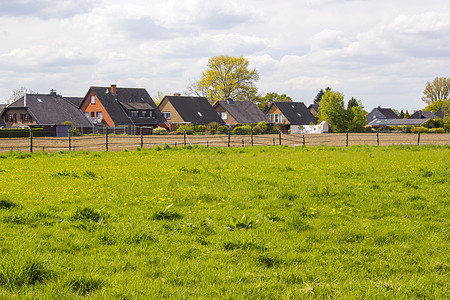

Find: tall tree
[189,55,259,104]
[399,110,405,119]
[404,110,410,118]
[313,87,331,104]
[422,77,450,105]
[347,97,358,109]
[257,92,292,112]
[5,87,38,104]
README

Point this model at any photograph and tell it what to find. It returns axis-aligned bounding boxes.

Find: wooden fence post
[346,132,349,147]
[68,129,71,151]
[29,128,33,153]
[105,127,109,151]
[228,129,231,147]
[417,132,421,146]
[140,127,143,148]
[184,130,186,146]
[302,135,305,147]
[242,138,244,147]
[377,132,379,146]
[251,129,253,146]
[278,130,282,145]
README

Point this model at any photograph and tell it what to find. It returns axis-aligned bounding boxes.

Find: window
[148,110,153,117]
[131,111,139,117]
[221,112,227,120]
[270,113,283,123]
[91,112,95,118]
[97,112,102,118]
[8,114,14,122]
[163,112,171,120]
[90,96,95,104]
[197,112,203,117]
[24,114,29,122]
[142,111,147,117]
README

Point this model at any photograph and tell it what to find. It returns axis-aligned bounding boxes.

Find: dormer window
[149,110,153,117]
[90,96,95,104]
[131,111,139,117]
[142,111,147,117]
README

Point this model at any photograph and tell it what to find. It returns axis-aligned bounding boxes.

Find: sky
[0,0,449,112]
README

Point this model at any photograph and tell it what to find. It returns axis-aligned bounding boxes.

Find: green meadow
[0,145,448,299]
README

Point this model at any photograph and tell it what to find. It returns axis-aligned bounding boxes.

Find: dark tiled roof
[161,96,225,125]
[408,111,437,119]
[434,108,446,119]
[7,94,92,127]
[89,87,165,125]
[214,100,269,123]
[271,102,317,125]
[64,97,84,107]
[308,104,319,112]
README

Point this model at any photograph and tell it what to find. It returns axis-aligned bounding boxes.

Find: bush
[194,125,206,133]
[411,127,429,134]
[256,121,269,133]
[217,125,229,134]
[422,119,444,129]
[153,127,168,135]
[177,124,194,135]
[232,125,251,135]
[429,128,445,133]
[252,125,263,135]
[206,122,220,134]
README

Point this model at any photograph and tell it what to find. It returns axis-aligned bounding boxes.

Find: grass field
[0,145,449,298]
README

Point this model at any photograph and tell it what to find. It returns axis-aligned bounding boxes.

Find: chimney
[418,110,422,119]
[24,94,27,107]
[173,93,181,96]
[111,84,117,95]
[50,89,57,96]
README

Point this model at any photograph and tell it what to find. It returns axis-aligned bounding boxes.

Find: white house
[291,121,329,134]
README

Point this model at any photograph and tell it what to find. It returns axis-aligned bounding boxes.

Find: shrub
[163,143,170,150]
[411,127,429,134]
[217,125,229,134]
[153,127,168,135]
[177,124,195,135]
[0,128,43,138]
[232,125,251,135]
[429,128,444,133]
[194,125,206,133]
[422,119,444,129]
[252,125,263,135]
[206,122,220,134]
[256,121,269,133]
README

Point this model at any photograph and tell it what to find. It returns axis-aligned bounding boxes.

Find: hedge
[0,128,44,138]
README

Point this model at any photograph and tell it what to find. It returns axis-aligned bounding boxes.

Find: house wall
[214,104,238,125]
[80,91,115,127]
[158,99,184,123]
[266,105,289,124]
[2,108,37,127]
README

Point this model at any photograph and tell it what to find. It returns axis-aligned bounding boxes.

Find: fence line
[0,133,449,153]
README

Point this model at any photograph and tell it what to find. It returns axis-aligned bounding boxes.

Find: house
[367,106,399,123]
[158,94,225,129]
[408,110,437,119]
[213,99,270,125]
[0,91,92,129]
[265,102,317,133]
[80,84,165,128]
[367,118,429,130]
[308,104,319,117]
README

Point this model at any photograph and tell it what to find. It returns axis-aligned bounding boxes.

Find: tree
[313,87,331,104]
[5,87,38,104]
[256,92,292,112]
[189,55,259,104]
[318,90,347,131]
[318,90,367,132]
[404,110,410,119]
[422,77,450,105]
[399,110,405,118]
[423,99,450,113]
[152,91,166,105]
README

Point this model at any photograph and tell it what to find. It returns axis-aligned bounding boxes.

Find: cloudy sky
[1,0,449,111]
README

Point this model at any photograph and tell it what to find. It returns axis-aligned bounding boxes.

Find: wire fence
[1,132,449,153]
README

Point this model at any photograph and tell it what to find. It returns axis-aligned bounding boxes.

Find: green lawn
[0,145,449,299]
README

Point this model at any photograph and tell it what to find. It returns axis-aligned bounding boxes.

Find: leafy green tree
[189,55,259,104]
[318,90,347,131]
[399,110,405,118]
[423,99,450,113]
[319,90,367,132]
[313,87,331,104]
[422,77,450,105]
[256,92,292,111]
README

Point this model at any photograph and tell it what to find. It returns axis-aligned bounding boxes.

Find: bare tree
[5,87,38,105]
